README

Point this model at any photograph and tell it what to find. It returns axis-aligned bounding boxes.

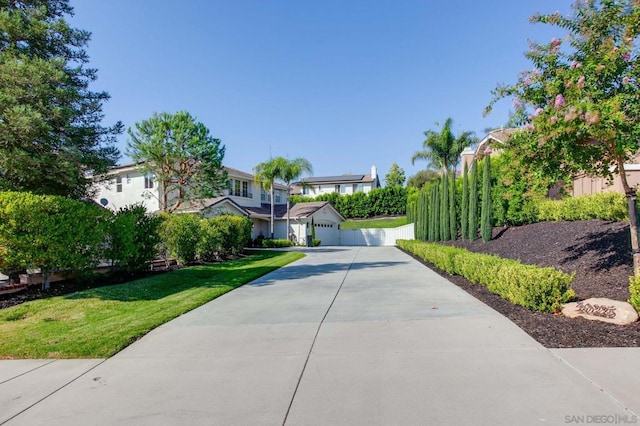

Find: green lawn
[0,250,304,359]
[340,216,407,229]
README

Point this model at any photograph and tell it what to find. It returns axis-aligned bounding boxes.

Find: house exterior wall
[571,169,640,196]
[93,169,161,212]
[303,182,373,198]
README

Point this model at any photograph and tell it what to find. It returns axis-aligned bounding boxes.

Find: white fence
[338,223,415,246]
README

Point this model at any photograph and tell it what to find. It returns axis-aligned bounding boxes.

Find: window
[242,181,249,198]
[340,185,346,194]
[335,184,340,193]
[144,173,154,189]
[261,189,270,202]
[303,186,309,195]
[116,176,122,193]
[353,183,363,193]
[275,190,281,203]
[234,180,241,197]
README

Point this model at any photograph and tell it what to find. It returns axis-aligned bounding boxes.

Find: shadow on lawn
[560,226,631,272]
[248,261,407,287]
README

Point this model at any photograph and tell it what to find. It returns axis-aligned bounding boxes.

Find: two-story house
[92,163,344,244]
[296,166,380,198]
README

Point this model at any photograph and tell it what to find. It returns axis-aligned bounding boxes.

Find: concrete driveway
[1,247,638,425]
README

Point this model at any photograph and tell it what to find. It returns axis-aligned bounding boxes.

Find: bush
[535,192,627,222]
[158,213,201,264]
[397,239,575,312]
[208,215,252,257]
[260,239,294,248]
[630,276,640,313]
[0,191,110,288]
[313,239,322,247]
[107,204,162,273]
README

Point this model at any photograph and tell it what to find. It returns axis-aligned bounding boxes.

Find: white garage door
[314,222,340,245]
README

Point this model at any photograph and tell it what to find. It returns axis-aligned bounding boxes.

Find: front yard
[0,250,304,359]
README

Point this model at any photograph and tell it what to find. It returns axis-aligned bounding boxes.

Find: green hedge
[397,240,575,312]
[535,192,627,222]
[259,239,294,248]
[630,276,640,313]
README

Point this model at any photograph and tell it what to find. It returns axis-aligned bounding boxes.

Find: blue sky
[70,0,565,182]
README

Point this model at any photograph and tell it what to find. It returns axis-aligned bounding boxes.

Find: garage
[313,221,340,245]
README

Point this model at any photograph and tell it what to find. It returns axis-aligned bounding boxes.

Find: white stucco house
[91,163,344,244]
[295,165,380,197]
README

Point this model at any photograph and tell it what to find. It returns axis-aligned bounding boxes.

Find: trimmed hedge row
[535,192,627,222]
[397,239,575,313]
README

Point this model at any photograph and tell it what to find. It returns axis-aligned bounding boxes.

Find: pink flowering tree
[486,0,640,275]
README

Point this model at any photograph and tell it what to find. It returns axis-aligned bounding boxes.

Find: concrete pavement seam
[549,350,639,417]
[281,247,361,426]
[0,359,108,426]
[0,360,57,385]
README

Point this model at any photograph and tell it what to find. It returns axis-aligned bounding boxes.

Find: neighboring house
[296,166,380,198]
[460,128,515,170]
[92,163,344,243]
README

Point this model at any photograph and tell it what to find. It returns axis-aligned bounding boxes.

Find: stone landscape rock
[562,298,639,325]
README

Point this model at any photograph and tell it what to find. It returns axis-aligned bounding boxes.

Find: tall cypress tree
[422,189,429,241]
[449,169,456,240]
[433,184,441,242]
[468,159,478,242]
[481,155,493,242]
[461,161,469,240]
[440,171,450,241]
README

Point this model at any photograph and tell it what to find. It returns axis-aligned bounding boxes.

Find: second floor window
[116,176,122,192]
[242,181,249,198]
[234,180,241,197]
[144,173,154,189]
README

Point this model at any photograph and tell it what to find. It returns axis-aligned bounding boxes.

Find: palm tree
[411,118,477,174]
[254,158,284,239]
[279,158,313,241]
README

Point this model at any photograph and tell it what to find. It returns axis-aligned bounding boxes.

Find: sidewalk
[1,247,638,425]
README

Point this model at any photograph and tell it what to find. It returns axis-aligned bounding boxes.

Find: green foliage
[481,155,493,242]
[384,162,406,187]
[291,186,407,219]
[411,118,478,172]
[341,217,408,229]
[0,191,110,289]
[257,238,294,248]
[431,184,440,242]
[0,0,122,198]
[313,239,322,247]
[440,172,450,241]
[158,214,201,264]
[535,192,627,222]
[197,215,251,260]
[107,204,162,273]
[407,169,440,189]
[397,240,576,313]
[127,111,226,213]
[449,169,457,240]
[629,276,640,313]
[461,162,469,240]
[468,160,479,242]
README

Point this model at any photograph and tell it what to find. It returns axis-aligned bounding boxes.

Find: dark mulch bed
[409,219,639,348]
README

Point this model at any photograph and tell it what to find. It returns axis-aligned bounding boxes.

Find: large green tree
[411,118,477,174]
[486,0,640,275]
[278,157,313,241]
[0,0,122,198]
[127,111,226,213]
[384,162,406,187]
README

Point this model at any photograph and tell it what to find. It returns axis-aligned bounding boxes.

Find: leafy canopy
[384,162,406,187]
[486,0,640,187]
[0,0,122,198]
[412,118,477,172]
[127,111,226,213]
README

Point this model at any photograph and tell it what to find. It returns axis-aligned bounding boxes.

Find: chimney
[371,165,377,180]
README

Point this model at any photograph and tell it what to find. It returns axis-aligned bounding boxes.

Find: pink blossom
[576,75,585,88]
[551,37,561,49]
[524,123,535,131]
[554,94,566,109]
[550,116,559,123]
[623,76,630,85]
[484,148,493,155]
[570,61,582,69]
[623,53,632,62]
[535,107,543,116]
[585,111,600,125]
[564,108,578,121]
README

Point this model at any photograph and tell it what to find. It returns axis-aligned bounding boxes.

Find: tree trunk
[618,159,640,276]
[270,185,275,239]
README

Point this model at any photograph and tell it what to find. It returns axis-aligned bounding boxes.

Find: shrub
[211,215,252,257]
[313,239,322,247]
[397,239,575,312]
[261,239,294,248]
[630,276,640,313]
[107,204,162,273]
[0,191,110,289]
[535,192,627,222]
[158,213,201,264]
